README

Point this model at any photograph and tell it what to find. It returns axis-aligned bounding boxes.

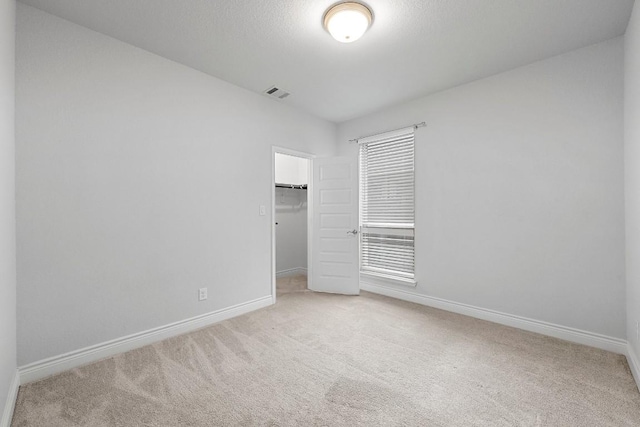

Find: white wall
[0,0,16,417]
[275,187,307,274]
[339,38,626,339]
[275,153,308,185]
[15,4,337,366]
[625,1,640,361]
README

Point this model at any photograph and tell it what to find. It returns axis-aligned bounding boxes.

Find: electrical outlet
[198,287,208,301]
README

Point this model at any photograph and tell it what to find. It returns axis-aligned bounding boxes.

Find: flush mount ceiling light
[323,2,373,43]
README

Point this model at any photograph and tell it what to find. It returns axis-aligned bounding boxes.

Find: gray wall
[13,1,631,368]
[625,1,640,360]
[0,0,16,416]
[339,38,626,339]
[15,4,337,366]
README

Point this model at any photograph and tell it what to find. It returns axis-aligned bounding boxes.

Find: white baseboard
[18,295,274,385]
[276,267,307,278]
[627,344,640,392]
[361,282,627,355]
[1,371,19,427]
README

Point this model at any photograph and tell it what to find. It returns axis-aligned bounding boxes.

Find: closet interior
[275,153,309,295]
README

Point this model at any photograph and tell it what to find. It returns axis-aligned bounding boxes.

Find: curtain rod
[348,121,426,143]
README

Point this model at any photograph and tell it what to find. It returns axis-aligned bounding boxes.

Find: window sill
[360,271,417,288]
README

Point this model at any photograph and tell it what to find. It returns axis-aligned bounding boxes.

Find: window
[359,127,415,284]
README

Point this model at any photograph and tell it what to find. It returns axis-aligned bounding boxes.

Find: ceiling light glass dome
[323,2,373,43]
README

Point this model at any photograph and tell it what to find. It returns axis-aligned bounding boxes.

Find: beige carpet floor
[11,275,640,426]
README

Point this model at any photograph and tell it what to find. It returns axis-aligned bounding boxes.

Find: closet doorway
[271,148,313,302]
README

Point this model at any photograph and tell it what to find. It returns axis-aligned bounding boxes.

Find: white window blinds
[359,127,415,282]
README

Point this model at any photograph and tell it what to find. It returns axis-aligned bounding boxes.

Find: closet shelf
[275,183,307,190]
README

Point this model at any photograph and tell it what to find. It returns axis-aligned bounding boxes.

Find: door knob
[347,229,358,235]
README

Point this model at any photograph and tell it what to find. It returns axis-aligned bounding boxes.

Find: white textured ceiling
[19,0,635,122]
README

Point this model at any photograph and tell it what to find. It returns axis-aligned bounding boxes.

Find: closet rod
[275,183,308,190]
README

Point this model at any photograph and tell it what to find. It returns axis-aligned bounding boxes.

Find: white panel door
[310,156,359,295]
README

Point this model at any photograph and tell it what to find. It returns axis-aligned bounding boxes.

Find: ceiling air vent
[264,86,290,100]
